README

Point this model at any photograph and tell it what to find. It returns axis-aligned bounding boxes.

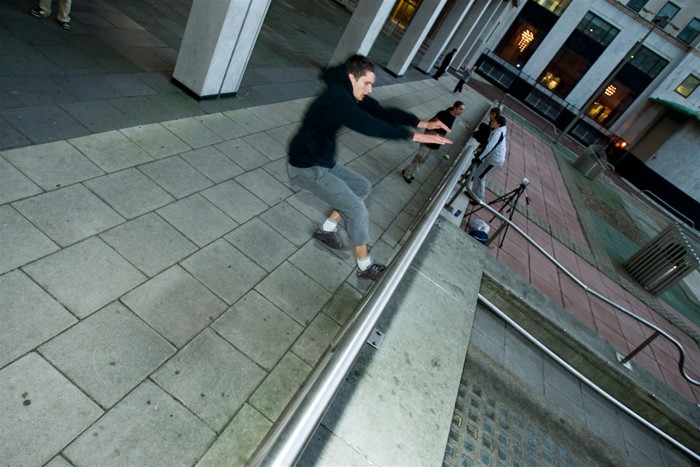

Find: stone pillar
[444,0,491,70]
[417,0,477,74]
[330,0,396,66]
[456,0,507,68]
[386,0,449,77]
[172,0,271,99]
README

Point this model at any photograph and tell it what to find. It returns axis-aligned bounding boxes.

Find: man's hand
[418,119,451,133]
[413,132,452,145]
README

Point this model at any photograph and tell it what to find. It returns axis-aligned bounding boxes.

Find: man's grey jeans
[288,162,372,246]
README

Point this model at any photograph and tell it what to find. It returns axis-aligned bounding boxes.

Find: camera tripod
[464,178,530,248]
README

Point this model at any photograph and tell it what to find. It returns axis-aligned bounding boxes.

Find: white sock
[322,219,338,232]
[357,256,372,271]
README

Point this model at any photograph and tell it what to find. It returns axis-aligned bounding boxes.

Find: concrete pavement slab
[258,201,316,248]
[161,117,224,149]
[68,130,153,172]
[212,290,303,371]
[138,155,214,199]
[0,105,91,144]
[255,261,332,326]
[181,238,267,306]
[63,381,215,466]
[195,113,249,140]
[38,302,174,408]
[236,167,295,206]
[13,184,123,247]
[195,404,272,467]
[157,194,238,247]
[119,122,191,159]
[0,156,42,204]
[0,205,58,274]
[60,100,135,134]
[201,179,269,224]
[223,217,297,273]
[84,167,174,219]
[289,242,354,293]
[291,312,341,367]
[0,353,103,467]
[151,328,267,433]
[249,353,312,422]
[223,108,277,134]
[242,131,288,161]
[0,271,76,368]
[2,140,103,191]
[180,146,244,183]
[100,213,196,277]
[214,138,271,171]
[121,266,228,348]
[24,237,146,318]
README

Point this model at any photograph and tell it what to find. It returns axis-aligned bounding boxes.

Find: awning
[650,97,700,121]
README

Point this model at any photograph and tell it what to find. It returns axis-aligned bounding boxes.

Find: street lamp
[555,14,668,145]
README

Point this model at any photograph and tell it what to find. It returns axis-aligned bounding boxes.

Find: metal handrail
[248,133,477,466]
[461,188,700,387]
[478,295,700,464]
[642,189,696,230]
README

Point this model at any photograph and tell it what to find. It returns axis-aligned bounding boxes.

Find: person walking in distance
[468,114,507,202]
[287,55,452,281]
[401,101,464,183]
[30,0,72,30]
[453,65,477,94]
[433,48,457,80]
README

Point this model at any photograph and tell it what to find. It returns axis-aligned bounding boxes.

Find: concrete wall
[646,120,700,201]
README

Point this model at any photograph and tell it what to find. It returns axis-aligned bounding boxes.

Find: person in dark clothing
[287,54,452,281]
[453,65,477,93]
[433,48,457,80]
[401,100,464,183]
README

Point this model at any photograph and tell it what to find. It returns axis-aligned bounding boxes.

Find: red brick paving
[480,118,700,404]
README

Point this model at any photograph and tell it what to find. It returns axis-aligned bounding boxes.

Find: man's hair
[345,54,375,79]
[452,101,465,109]
[494,115,507,127]
[489,107,501,116]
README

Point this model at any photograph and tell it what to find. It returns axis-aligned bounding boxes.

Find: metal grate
[571,144,607,180]
[624,223,700,295]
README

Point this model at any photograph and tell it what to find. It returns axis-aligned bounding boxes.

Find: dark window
[576,12,620,47]
[654,2,680,28]
[538,12,619,98]
[678,18,700,45]
[629,46,668,78]
[627,0,648,12]
[676,74,700,97]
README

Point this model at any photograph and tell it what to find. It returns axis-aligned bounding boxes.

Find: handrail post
[618,331,661,365]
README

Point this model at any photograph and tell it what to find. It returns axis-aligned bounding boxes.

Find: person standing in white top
[469,114,507,201]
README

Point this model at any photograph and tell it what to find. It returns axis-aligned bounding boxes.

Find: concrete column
[456,0,507,68]
[330,0,396,66]
[417,0,477,73]
[386,0,450,77]
[443,0,491,71]
[521,1,589,81]
[172,0,271,99]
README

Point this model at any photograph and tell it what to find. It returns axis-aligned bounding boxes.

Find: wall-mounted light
[604,84,617,96]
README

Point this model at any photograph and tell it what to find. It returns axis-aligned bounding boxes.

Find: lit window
[675,74,700,98]
[626,0,648,13]
[654,2,680,28]
[678,18,700,45]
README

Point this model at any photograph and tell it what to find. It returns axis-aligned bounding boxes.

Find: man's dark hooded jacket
[289,64,420,169]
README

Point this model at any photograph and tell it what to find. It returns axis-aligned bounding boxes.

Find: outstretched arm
[412,131,452,145]
[417,119,451,133]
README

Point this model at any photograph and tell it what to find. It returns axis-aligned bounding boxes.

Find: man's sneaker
[60,21,71,30]
[313,229,347,250]
[30,8,49,17]
[401,169,413,184]
[443,154,450,160]
[357,263,386,281]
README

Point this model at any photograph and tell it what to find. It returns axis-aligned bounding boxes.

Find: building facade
[474,0,699,224]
